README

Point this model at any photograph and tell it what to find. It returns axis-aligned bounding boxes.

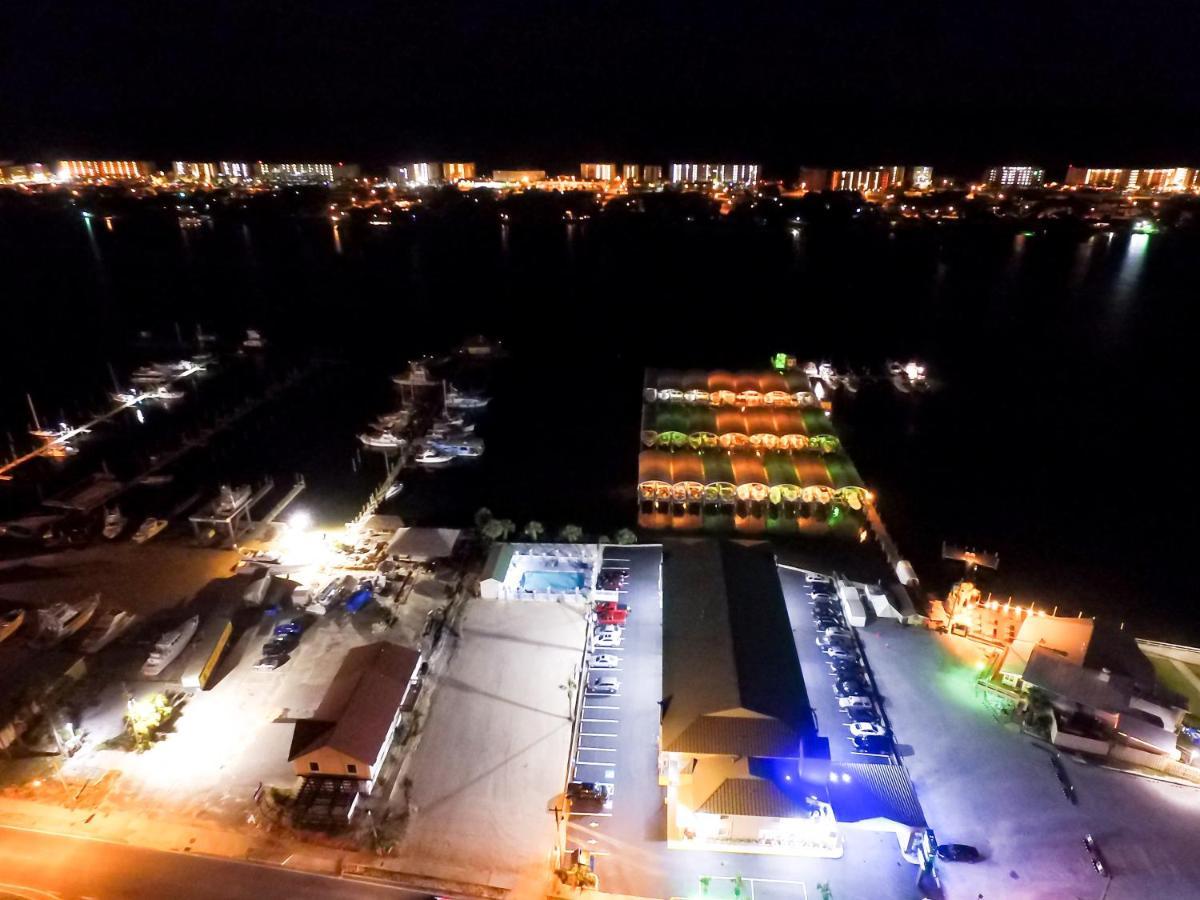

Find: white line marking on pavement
[582,718,618,723]
[580,732,617,737]
[575,761,616,768]
[583,704,620,710]
[578,747,617,752]
[568,811,614,818]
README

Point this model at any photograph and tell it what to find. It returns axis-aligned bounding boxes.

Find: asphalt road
[0,825,430,900]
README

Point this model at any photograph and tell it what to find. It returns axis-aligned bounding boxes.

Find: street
[0,824,428,899]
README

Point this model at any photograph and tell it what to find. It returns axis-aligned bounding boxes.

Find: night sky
[3,0,1199,176]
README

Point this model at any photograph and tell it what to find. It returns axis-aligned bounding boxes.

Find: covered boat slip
[643,368,818,408]
[637,448,867,534]
[641,406,837,452]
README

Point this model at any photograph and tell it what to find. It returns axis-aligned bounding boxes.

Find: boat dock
[0,364,206,482]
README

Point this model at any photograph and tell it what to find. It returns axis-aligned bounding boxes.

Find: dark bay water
[0,204,1194,642]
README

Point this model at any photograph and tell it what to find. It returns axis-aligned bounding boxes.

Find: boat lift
[188,479,274,544]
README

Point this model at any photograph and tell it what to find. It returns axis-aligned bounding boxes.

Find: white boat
[415,447,453,465]
[112,389,142,405]
[431,437,484,458]
[149,386,185,401]
[34,595,101,647]
[385,482,404,500]
[359,432,408,450]
[243,329,265,349]
[214,484,251,516]
[30,423,78,440]
[132,517,168,543]
[102,507,127,540]
[431,421,474,436]
[80,608,139,653]
[445,387,489,410]
[141,615,199,677]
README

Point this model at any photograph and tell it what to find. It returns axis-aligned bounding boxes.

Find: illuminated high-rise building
[490,169,547,184]
[173,161,218,183]
[441,162,475,182]
[0,163,52,184]
[580,163,616,180]
[669,163,759,186]
[1065,166,1193,193]
[218,161,253,180]
[56,160,154,181]
[983,165,1045,188]
[830,166,904,194]
[641,165,664,183]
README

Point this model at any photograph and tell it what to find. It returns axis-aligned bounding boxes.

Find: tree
[614,527,637,545]
[480,519,506,543]
[597,534,612,545]
[522,520,544,541]
[497,519,516,540]
[474,507,493,530]
[559,524,583,543]
[817,881,833,900]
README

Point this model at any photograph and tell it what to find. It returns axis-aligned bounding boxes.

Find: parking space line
[578,747,617,752]
[575,761,616,768]
[580,732,617,738]
[568,811,613,818]
[583,703,620,709]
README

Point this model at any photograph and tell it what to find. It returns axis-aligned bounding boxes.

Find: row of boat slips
[643,368,820,407]
[637,448,866,505]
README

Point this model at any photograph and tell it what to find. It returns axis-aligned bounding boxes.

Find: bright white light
[289,509,312,530]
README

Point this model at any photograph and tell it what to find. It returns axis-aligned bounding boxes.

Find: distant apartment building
[219,161,253,180]
[56,160,155,181]
[621,164,664,184]
[1065,166,1194,193]
[441,162,475,182]
[799,166,932,193]
[0,163,52,184]
[255,162,360,184]
[983,165,1045,188]
[389,162,476,185]
[580,162,616,181]
[641,164,664,183]
[172,161,218,184]
[490,169,547,184]
[669,163,759,187]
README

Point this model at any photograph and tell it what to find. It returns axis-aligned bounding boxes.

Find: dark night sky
[3,0,1200,177]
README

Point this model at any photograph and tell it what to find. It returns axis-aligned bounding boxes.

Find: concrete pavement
[0,823,428,899]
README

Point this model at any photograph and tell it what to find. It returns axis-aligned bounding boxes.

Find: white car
[838,695,874,711]
[805,573,832,584]
[591,654,620,669]
[825,645,857,660]
[593,632,622,648]
[850,722,888,738]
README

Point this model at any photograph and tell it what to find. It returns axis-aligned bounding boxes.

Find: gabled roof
[698,777,815,819]
[662,539,813,756]
[826,763,926,827]
[1022,646,1130,713]
[387,527,462,561]
[289,642,420,765]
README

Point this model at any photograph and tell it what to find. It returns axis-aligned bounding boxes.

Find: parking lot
[861,623,1200,899]
[565,547,919,900]
[779,566,895,765]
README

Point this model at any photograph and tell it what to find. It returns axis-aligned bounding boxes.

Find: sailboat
[102,507,127,540]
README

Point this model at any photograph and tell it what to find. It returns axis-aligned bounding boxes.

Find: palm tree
[523,520,544,541]
[597,534,612,545]
[559,524,583,543]
[474,507,494,530]
[480,519,506,543]
[614,527,637,545]
[498,519,516,540]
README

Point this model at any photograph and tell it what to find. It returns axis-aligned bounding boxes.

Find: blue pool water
[521,570,587,592]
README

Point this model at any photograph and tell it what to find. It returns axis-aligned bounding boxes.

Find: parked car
[588,676,620,695]
[566,781,609,803]
[272,614,313,638]
[591,654,620,669]
[822,627,852,640]
[814,617,842,631]
[825,645,858,661]
[1083,834,1108,876]
[818,635,855,649]
[597,608,629,625]
[263,633,299,656]
[838,695,874,711]
[597,569,629,590]
[850,722,888,738]
[805,573,832,584]
[253,653,290,671]
[830,660,864,678]
[845,706,880,724]
[937,844,982,863]
[593,631,622,648]
[837,679,867,697]
[593,600,628,614]
[851,733,892,754]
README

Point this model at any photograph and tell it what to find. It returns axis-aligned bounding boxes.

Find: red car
[597,607,628,625]
[594,600,628,614]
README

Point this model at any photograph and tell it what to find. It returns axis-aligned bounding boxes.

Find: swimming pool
[521,570,587,592]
